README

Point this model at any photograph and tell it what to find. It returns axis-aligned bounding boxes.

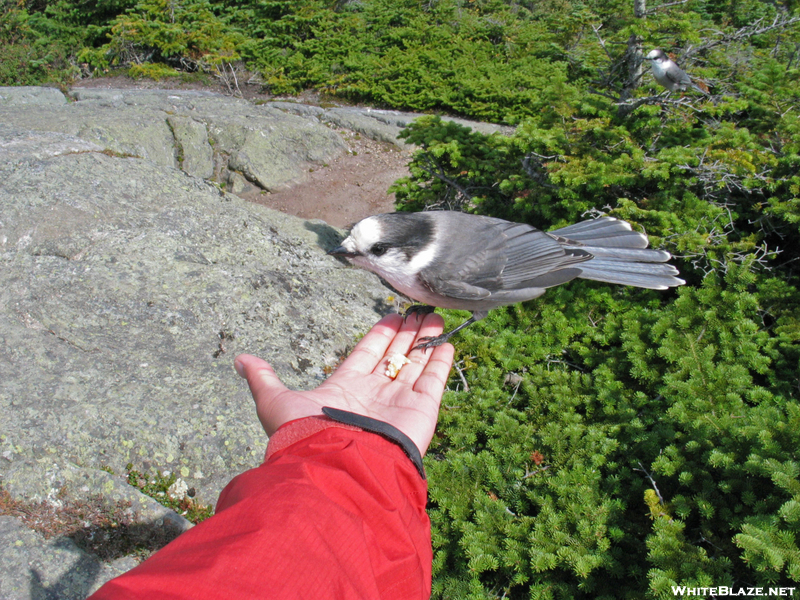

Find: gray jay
[330,212,685,348]
[646,49,708,95]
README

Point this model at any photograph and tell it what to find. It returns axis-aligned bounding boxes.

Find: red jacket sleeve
[89,417,432,599]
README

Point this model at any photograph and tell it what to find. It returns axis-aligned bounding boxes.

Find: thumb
[234,353,290,405]
[235,354,298,436]
[235,354,328,435]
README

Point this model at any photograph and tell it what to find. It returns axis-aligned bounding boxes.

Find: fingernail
[234,359,246,379]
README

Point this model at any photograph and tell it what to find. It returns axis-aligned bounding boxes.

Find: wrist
[265,415,360,460]
[322,408,426,479]
[264,410,426,479]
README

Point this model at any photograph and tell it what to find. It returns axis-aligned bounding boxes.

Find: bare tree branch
[644,0,691,16]
[635,461,665,505]
[420,154,475,205]
[686,15,800,58]
[614,91,707,114]
[521,153,558,189]
[592,24,613,60]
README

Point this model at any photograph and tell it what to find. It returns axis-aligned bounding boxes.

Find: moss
[125,463,214,524]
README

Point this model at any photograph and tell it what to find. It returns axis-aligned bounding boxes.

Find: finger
[337,314,404,375]
[234,354,290,405]
[393,313,446,383]
[372,312,443,377]
[411,343,454,399]
[407,312,445,356]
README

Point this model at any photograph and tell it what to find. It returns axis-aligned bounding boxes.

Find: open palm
[234,313,454,456]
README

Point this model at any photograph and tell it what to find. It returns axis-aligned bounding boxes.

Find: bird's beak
[328,245,360,258]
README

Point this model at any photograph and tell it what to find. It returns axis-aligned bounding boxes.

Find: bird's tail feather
[550,217,649,248]
[577,267,683,289]
[576,246,672,262]
[550,217,685,290]
[578,260,684,290]
[692,80,710,96]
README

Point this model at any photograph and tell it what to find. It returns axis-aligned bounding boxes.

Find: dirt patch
[245,130,410,228]
[71,76,411,228]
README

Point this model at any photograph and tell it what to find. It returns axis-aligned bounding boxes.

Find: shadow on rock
[28,517,185,599]
[29,547,101,600]
[304,219,346,252]
[68,513,185,562]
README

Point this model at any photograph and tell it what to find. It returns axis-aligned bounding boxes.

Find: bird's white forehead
[349,216,383,249]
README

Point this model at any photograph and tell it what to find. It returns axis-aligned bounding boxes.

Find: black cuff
[321,407,426,480]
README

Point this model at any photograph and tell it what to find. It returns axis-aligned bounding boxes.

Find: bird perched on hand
[646,49,709,95]
[329,212,685,349]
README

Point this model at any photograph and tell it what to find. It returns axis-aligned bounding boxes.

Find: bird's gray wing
[492,222,591,288]
[665,64,693,87]
[418,218,588,300]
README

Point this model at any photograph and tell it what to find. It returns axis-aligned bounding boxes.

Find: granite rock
[0,87,399,596]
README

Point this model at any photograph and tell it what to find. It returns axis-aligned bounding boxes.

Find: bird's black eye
[370,243,388,256]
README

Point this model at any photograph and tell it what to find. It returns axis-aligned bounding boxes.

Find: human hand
[234,313,454,456]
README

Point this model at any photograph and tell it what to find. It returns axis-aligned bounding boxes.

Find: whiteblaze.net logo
[672,587,796,597]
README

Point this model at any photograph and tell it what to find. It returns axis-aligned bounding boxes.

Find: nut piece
[385,353,412,378]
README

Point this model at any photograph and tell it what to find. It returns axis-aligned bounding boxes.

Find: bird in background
[646,49,709,95]
[329,212,685,349]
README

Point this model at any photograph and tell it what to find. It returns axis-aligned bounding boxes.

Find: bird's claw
[403,305,436,322]
[411,334,449,351]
